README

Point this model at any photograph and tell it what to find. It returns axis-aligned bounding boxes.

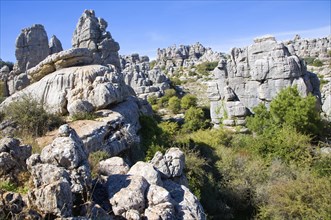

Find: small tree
[181,94,197,110]
[168,96,181,114]
[183,107,207,132]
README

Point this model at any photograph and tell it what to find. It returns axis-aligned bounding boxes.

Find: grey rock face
[1,64,131,116]
[121,53,171,99]
[0,138,32,181]
[128,161,162,185]
[27,180,73,217]
[108,175,149,219]
[49,35,63,55]
[13,24,49,74]
[156,42,224,74]
[27,126,91,217]
[151,147,185,179]
[72,9,120,69]
[98,157,130,176]
[208,35,322,126]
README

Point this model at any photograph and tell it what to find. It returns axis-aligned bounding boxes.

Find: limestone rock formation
[98,156,130,176]
[27,125,91,218]
[0,138,32,182]
[49,35,63,55]
[1,64,132,115]
[99,147,205,219]
[121,53,171,99]
[13,24,49,74]
[156,42,224,74]
[72,9,120,69]
[208,35,321,127]
[285,35,331,59]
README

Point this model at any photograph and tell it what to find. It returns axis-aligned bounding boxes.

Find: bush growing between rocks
[312,59,323,67]
[183,107,209,132]
[196,61,218,76]
[2,96,64,136]
[168,96,181,114]
[88,150,110,178]
[181,94,197,110]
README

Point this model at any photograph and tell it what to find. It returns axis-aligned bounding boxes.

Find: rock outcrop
[208,35,321,127]
[95,147,205,220]
[72,9,121,70]
[0,138,31,183]
[156,42,224,75]
[49,35,63,55]
[121,53,171,99]
[13,24,50,74]
[285,35,331,60]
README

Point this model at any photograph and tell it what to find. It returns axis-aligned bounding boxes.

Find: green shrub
[196,61,218,75]
[149,60,156,69]
[258,171,331,219]
[183,107,208,132]
[270,86,322,136]
[70,112,98,121]
[88,150,110,178]
[304,57,315,65]
[312,59,323,67]
[164,89,176,99]
[170,77,182,86]
[2,96,64,136]
[168,96,181,114]
[147,95,158,105]
[181,94,197,110]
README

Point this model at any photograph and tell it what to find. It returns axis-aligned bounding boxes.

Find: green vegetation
[149,60,156,69]
[196,61,218,75]
[1,95,64,136]
[168,96,181,114]
[88,150,110,178]
[312,59,323,67]
[181,94,197,110]
[138,86,331,219]
[70,112,98,121]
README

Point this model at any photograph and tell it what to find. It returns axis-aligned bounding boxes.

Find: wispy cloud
[210,26,331,53]
[145,31,168,43]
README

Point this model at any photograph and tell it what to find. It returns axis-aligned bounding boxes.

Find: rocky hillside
[0,9,205,219]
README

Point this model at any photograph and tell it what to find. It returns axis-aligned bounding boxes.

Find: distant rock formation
[13,24,50,74]
[285,34,331,60]
[49,35,63,55]
[72,9,121,70]
[121,53,170,99]
[156,42,225,75]
[208,35,321,127]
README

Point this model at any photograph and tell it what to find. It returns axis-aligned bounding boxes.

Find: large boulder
[98,156,130,176]
[72,9,121,70]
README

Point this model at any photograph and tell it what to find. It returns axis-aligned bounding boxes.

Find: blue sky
[0,0,330,62]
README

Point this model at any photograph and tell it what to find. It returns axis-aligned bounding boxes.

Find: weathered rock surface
[72,9,121,70]
[27,125,91,218]
[285,34,331,59]
[0,138,31,182]
[121,53,171,99]
[128,161,162,185]
[1,64,132,115]
[13,24,49,74]
[208,35,322,126]
[49,35,63,55]
[98,156,130,176]
[156,42,224,75]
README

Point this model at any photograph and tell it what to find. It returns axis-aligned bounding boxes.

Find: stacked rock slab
[208,35,321,127]
[72,9,121,70]
[156,42,224,75]
[121,53,170,99]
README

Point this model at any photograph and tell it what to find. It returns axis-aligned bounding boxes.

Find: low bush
[88,150,110,178]
[312,59,323,67]
[70,112,98,121]
[2,96,64,136]
[168,96,181,114]
[183,107,208,132]
[181,94,197,110]
[196,61,218,75]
